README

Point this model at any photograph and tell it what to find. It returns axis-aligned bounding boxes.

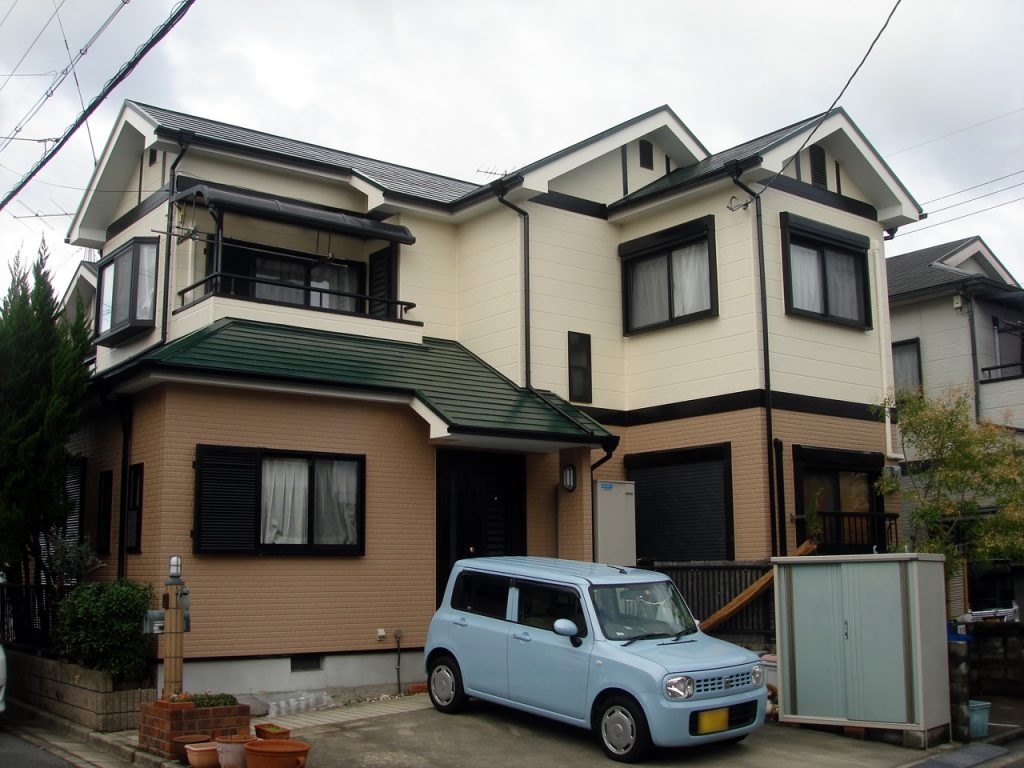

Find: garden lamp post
[162,555,186,699]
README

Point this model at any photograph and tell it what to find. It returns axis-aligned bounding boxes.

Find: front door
[436,450,526,602]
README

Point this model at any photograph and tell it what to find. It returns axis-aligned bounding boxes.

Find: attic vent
[639,140,654,170]
[809,145,827,188]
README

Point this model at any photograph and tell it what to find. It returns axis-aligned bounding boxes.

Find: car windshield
[591,580,698,642]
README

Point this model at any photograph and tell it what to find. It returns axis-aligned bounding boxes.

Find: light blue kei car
[425,557,766,762]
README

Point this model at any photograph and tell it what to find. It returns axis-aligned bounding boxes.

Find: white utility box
[593,480,635,566]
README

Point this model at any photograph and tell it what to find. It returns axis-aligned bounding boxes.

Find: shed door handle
[844,620,848,640]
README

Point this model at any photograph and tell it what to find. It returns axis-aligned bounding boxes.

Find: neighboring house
[887,238,1024,615]
[887,237,1024,430]
[61,100,920,696]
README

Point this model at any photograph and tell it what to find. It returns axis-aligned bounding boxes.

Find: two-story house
[887,237,1023,614]
[62,101,920,697]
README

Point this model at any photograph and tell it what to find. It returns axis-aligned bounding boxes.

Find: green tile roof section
[139,318,613,446]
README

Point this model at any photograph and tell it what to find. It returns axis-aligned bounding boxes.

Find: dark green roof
[135,318,612,446]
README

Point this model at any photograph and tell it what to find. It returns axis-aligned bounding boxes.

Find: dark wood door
[436,450,525,602]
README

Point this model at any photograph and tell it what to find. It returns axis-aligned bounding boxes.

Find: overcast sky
[0,0,1022,299]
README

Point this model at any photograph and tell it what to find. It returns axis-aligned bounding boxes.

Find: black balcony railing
[815,511,899,555]
[981,361,1024,380]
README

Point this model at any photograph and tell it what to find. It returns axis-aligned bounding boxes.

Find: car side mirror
[553,618,582,647]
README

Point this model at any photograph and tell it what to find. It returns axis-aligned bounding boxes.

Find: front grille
[688,700,759,736]
[693,670,753,694]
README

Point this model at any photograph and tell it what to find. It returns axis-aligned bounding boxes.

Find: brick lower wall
[138,701,251,759]
[6,648,156,731]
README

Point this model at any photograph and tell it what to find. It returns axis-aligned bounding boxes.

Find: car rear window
[451,571,509,619]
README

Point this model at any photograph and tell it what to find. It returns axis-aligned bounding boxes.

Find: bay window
[96,238,159,346]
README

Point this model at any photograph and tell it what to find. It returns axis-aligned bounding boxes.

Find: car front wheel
[428,655,466,714]
[596,695,651,762]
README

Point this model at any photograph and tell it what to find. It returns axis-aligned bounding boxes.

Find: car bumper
[640,687,767,747]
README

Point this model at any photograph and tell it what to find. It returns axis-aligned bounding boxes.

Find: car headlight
[751,664,763,686]
[665,675,695,700]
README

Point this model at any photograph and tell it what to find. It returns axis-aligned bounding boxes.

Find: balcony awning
[174,183,415,245]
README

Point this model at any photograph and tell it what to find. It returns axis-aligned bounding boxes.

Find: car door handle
[512,631,531,642]
[453,617,468,627]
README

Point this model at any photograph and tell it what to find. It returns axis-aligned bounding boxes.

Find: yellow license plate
[696,707,729,734]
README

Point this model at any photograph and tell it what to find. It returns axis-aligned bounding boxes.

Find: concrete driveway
[298,698,936,768]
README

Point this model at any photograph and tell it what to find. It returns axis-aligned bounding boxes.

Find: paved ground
[2,692,1022,768]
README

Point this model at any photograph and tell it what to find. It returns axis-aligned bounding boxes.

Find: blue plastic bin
[969,700,990,739]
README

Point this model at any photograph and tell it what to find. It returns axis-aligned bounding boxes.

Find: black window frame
[892,338,923,393]
[125,463,143,554]
[194,444,366,556]
[792,444,886,545]
[619,215,718,335]
[780,212,872,329]
[95,237,160,347]
[567,331,592,403]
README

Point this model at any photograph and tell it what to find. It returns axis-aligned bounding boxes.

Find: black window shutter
[369,247,396,320]
[64,457,86,543]
[809,145,827,188]
[638,140,654,170]
[195,445,259,553]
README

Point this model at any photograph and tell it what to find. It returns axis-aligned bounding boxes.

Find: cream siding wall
[617,189,763,410]
[793,144,870,204]
[548,138,672,204]
[890,296,974,400]
[390,213,458,338]
[452,207,522,382]
[525,203,626,408]
[759,189,890,405]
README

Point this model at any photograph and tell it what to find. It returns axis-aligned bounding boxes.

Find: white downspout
[875,242,904,461]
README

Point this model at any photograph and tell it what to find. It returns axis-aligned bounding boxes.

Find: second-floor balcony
[177,237,418,325]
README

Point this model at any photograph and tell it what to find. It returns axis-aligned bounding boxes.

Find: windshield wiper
[672,627,698,641]
[622,632,670,647]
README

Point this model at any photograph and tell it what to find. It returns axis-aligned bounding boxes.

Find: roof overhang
[755,110,922,229]
[174,183,415,244]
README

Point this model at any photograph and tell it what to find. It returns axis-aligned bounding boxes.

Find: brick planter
[138,700,251,759]
[5,648,156,731]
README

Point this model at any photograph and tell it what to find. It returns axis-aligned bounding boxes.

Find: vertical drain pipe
[732,172,783,556]
[496,189,532,388]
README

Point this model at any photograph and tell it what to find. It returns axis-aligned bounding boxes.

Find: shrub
[54,579,153,680]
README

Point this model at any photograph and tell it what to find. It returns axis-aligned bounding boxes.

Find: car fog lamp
[665,675,695,700]
[751,664,763,686]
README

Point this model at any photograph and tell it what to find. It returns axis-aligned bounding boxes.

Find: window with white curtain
[892,339,922,393]
[620,216,717,334]
[781,212,871,329]
[194,445,364,555]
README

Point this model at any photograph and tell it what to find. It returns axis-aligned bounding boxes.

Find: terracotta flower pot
[254,722,291,740]
[184,742,218,768]
[245,738,312,768]
[216,734,257,768]
[171,734,211,765]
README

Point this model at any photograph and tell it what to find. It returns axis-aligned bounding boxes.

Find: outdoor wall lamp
[561,464,577,492]
[168,555,182,580]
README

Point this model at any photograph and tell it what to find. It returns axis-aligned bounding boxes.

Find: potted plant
[253,723,291,740]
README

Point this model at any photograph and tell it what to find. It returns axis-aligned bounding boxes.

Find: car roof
[453,556,668,587]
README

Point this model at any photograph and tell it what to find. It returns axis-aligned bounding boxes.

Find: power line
[0,0,131,157]
[0,0,68,95]
[926,181,1024,216]
[0,0,198,214]
[920,169,1024,205]
[0,0,21,32]
[886,108,1024,157]
[744,0,903,202]
[894,195,1024,237]
[53,0,98,165]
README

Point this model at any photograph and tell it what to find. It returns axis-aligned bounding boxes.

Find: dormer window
[96,238,159,346]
